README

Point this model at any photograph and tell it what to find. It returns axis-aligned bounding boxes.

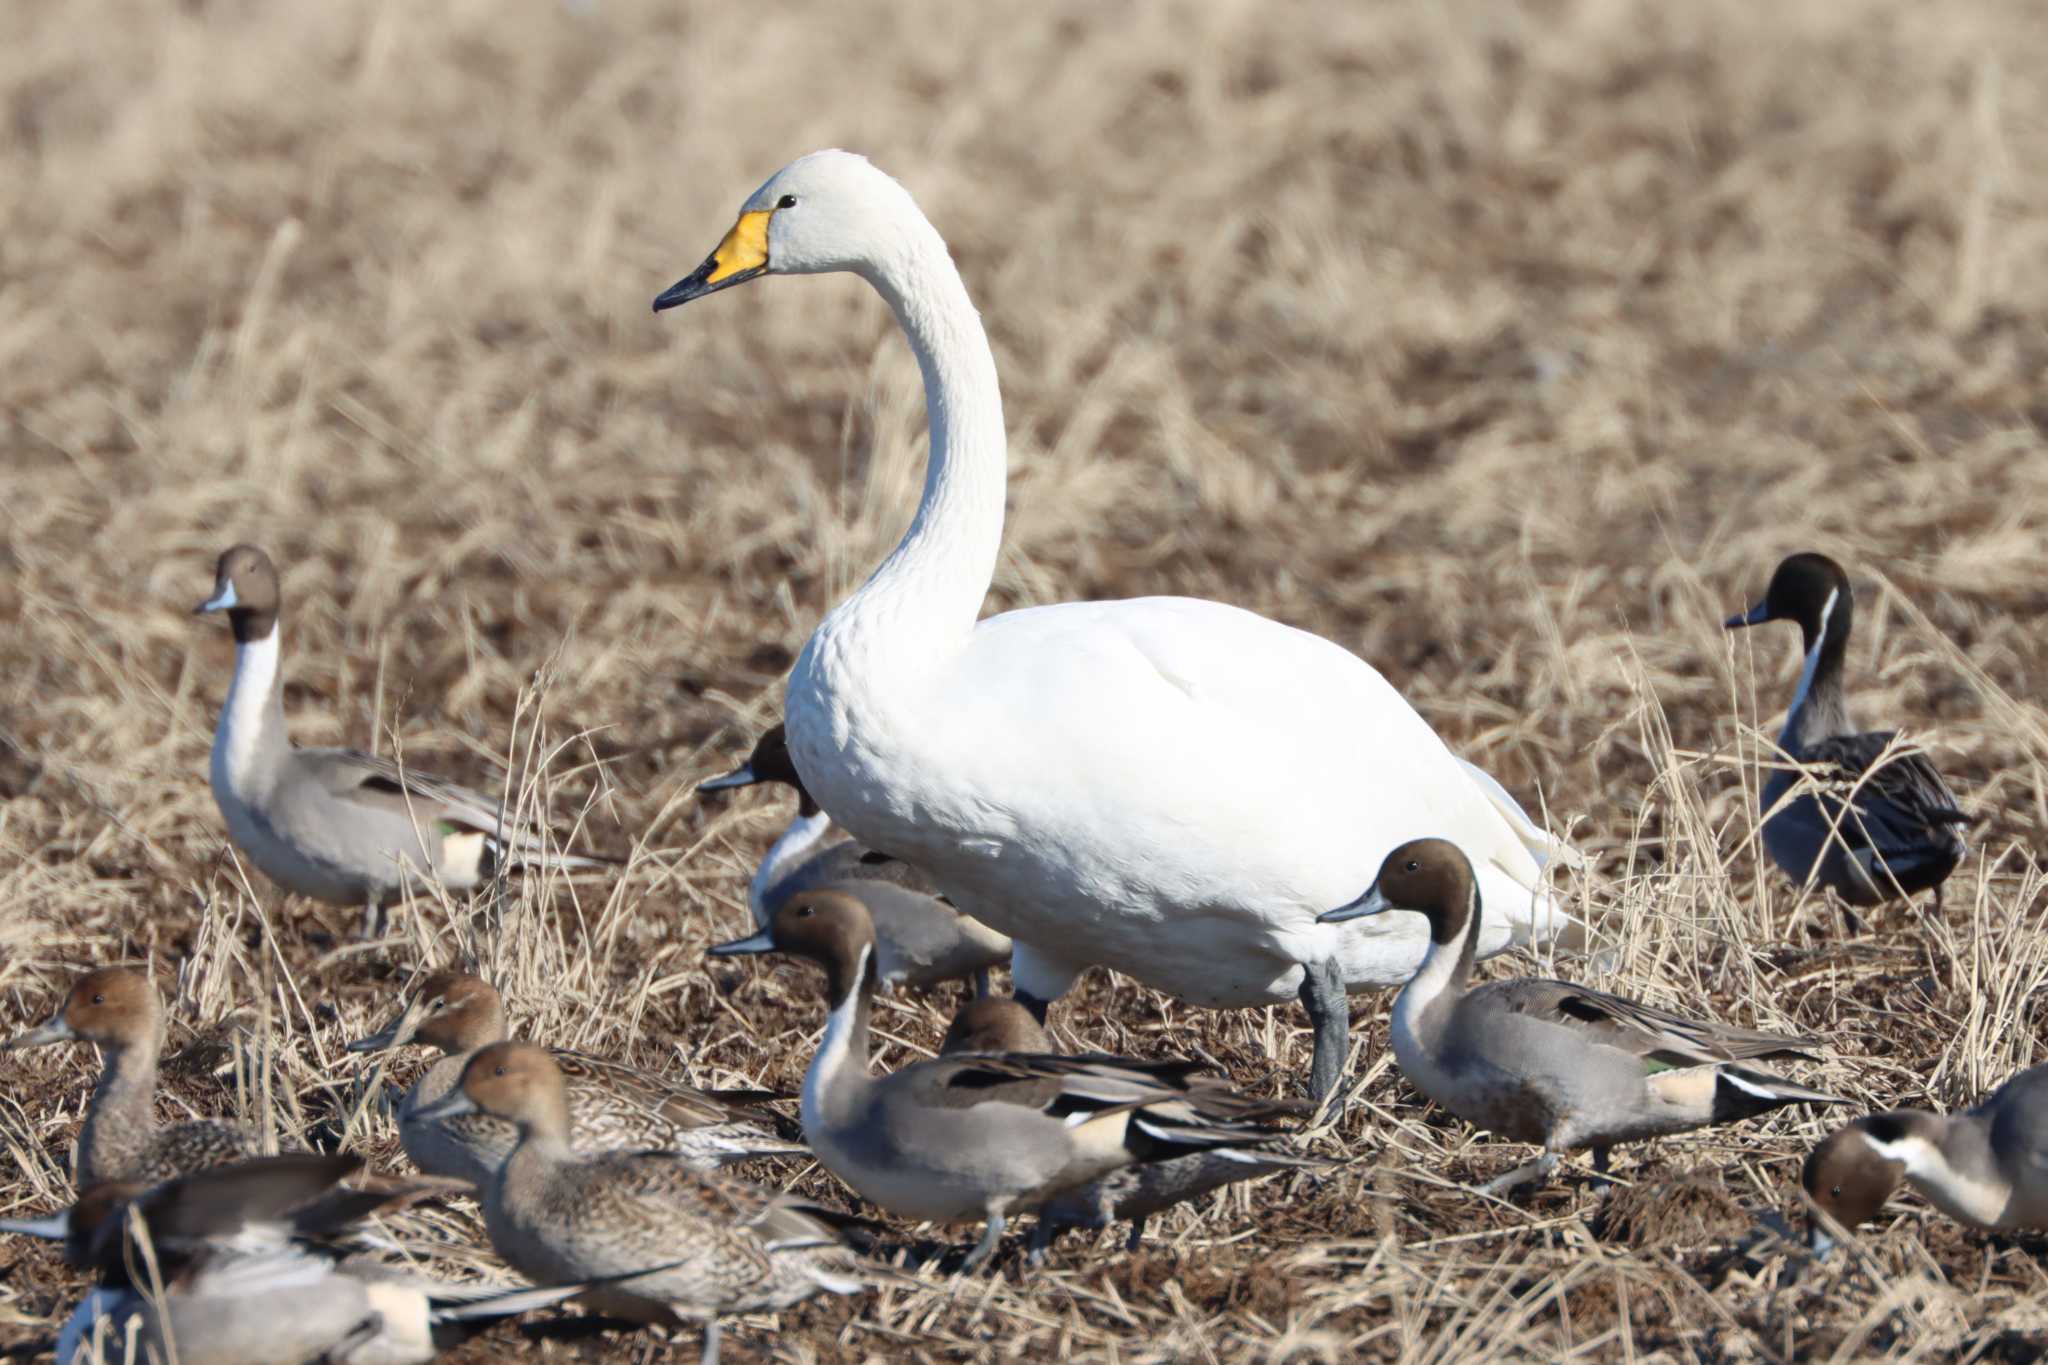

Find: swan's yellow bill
[654,209,773,310]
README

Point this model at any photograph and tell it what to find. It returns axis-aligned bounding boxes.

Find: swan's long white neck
[211,625,287,797]
[750,809,833,925]
[837,221,1008,648]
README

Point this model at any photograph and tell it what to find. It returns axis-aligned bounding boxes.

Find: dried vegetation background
[5,0,2048,1359]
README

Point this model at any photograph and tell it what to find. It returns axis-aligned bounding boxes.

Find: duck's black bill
[1318,885,1390,925]
[653,259,763,312]
[697,763,760,796]
[1724,602,1772,630]
[709,929,776,957]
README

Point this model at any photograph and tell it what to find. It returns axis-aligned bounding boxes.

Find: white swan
[656,151,1576,1098]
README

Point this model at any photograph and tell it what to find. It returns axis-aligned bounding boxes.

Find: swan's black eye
[776,194,798,210]
[1404,860,1420,874]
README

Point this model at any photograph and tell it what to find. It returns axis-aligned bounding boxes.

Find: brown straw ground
[5,0,2048,1359]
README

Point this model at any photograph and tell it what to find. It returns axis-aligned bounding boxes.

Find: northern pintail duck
[4,967,262,1187]
[1802,1063,2048,1257]
[345,969,800,1185]
[1321,839,1841,1193]
[711,889,1308,1268]
[195,543,614,935]
[1726,552,1969,910]
[701,722,1011,994]
[939,997,1337,1259]
[412,1041,864,1364]
[0,1152,590,1364]
[655,152,1576,1101]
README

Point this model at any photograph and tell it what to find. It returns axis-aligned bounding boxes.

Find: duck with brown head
[712,889,1308,1269]
[194,543,617,937]
[1726,552,1970,911]
[1322,839,1842,1194]
[411,1041,862,1364]
[4,967,263,1188]
[1802,1064,2048,1258]
[701,720,1011,994]
[345,970,800,1186]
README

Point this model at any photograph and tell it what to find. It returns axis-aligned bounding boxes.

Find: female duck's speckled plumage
[347,971,799,1187]
[701,721,1011,993]
[1803,1063,2048,1256]
[939,998,1336,1257]
[4,967,262,1188]
[1726,552,1970,909]
[1321,839,1842,1193]
[412,1041,861,1364]
[712,890,1308,1268]
[0,1152,588,1365]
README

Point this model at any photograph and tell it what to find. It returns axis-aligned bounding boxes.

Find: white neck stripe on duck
[1786,588,1839,719]
[801,941,874,1134]
[1398,876,1482,1012]
[213,623,285,796]
[1863,1127,2009,1227]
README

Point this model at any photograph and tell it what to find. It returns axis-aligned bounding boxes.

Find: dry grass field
[6,0,2048,1358]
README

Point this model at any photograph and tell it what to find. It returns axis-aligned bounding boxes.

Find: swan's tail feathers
[1454,757,1585,872]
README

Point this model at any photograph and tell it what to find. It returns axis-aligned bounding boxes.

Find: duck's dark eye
[1404,860,1420,874]
[794,905,815,918]
[776,194,798,210]
[494,1065,507,1077]
[90,994,104,1006]
[1831,1185,1842,1197]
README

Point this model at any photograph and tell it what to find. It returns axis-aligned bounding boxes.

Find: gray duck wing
[298,747,513,835]
[1480,980,1821,1068]
[550,1049,786,1130]
[781,839,945,898]
[1803,731,1971,849]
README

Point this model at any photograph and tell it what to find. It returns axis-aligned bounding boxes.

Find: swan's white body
[671,151,1573,1015]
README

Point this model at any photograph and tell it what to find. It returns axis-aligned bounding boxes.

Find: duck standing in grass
[655,151,1578,1101]
[711,888,1309,1268]
[345,969,802,1186]
[195,543,615,935]
[1802,1064,2048,1257]
[1321,839,1841,1193]
[412,1041,863,1364]
[701,721,1011,994]
[4,967,263,1187]
[1725,552,1970,911]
